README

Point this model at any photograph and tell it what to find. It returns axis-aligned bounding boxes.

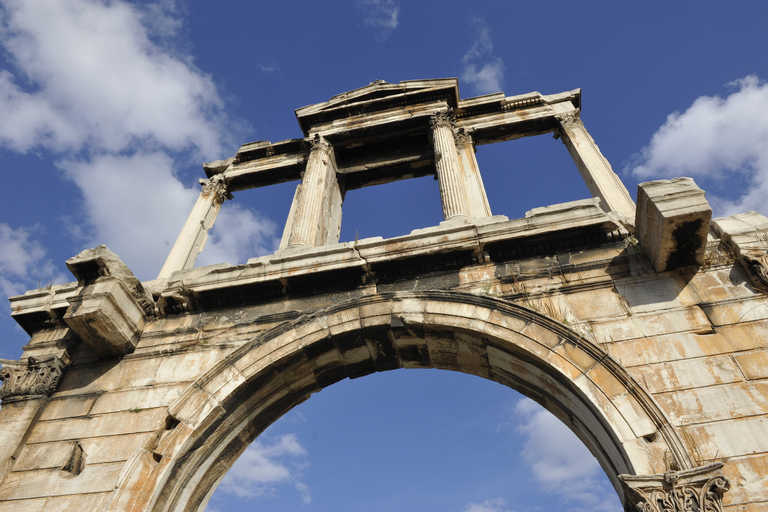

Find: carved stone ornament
[454,127,474,147]
[199,174,232,205]
[430,109,455,130]
[0,355,66,400]
[620,463,730,512]
[309,133,333,155]
[742,250,768,292]
[554,109,582,128]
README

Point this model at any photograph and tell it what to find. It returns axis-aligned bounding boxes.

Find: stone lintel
[160,199,624,302]
[208,87,581,195]
[635,178,712,273]
[619,462,729,512]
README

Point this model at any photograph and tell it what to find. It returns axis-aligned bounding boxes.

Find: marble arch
[114,291,691,512]
[2,79,765,511]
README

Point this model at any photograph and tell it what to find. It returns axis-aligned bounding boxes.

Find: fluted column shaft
[283,136,342,249]
[158,175,230,279]
[455,129,492,218]
[554,106,636,222]
[431,111,471,219]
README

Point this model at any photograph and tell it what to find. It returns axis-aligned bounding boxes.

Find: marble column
[431,111,472,219]
[158,175,230,279]
[455,128,492,218]
[281,135,343,249]
[553,106,636,223]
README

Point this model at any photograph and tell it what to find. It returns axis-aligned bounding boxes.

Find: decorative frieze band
[620,463,729,512]
[0,355,66,400]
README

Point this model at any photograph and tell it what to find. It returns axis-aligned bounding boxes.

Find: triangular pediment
[295,78,460,135]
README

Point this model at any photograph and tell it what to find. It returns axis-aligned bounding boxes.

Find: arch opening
[206,369,624,511]
[113,292,693,512]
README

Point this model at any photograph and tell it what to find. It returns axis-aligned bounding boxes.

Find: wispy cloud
[0,223,62,298]
[627,75,768,217]
[358,0,399,42]
[462,19,505,96]
[214,434,311,505]
[462,498,516,512]
[0,0,276,280]
[514,399,620,512]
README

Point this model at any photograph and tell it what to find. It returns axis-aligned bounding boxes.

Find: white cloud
[628,75,768,216]
[514,399,620,512]
[358,0,399,41]
[0,223,61,298]
[215,434,311,504]
[462,19,505,96]
[0,0,276,281]
[0,0,225,155]
[462,498,516,512]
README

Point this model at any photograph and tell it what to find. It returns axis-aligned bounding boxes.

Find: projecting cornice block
[635,178,712,272]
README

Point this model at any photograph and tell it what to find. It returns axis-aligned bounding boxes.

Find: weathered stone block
[64,277,146,358]
[635,178,712,272]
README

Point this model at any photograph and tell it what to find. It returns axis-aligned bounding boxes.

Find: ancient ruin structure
[2,79,767,511]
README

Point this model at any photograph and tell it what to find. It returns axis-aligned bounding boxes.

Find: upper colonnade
[159,78,636,278]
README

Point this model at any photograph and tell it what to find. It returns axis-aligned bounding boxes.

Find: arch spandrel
[112,291,696,512]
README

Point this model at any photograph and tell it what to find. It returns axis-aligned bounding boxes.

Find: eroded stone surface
[1,80,767,512]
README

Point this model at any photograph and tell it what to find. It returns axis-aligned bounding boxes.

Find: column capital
[620,463,729,512]
[309,134,333,154]
[0,355,66,401]
[554,108,582,128]
[430,109,456,130]
[199,174,232,205]
[454,127,474,147]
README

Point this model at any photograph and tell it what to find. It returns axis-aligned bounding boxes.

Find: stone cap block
[635,178,712,272]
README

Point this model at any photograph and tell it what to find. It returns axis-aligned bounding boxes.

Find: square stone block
[64,278,146,358]
[635,178,712,272]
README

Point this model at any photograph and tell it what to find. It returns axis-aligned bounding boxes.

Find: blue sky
[1,1,768,511]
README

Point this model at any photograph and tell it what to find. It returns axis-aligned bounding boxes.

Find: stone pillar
[431,111,472,220]
[281,135,343,249]
[158,175,231,279]
[455,129,493,218]
[553,106,636,223]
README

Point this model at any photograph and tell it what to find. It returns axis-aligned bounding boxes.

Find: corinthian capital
[199,174,232,205]
[0,355,66,400]
[555,109,582,128]
[620,463,729,512]
[309,134,333,155]
[430,109,456,130]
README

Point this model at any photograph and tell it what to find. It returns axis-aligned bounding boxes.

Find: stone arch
[107,291,694,512]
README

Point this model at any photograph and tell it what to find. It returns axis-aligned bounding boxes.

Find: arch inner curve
[120,291,693,512]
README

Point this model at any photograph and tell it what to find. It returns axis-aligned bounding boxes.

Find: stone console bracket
[712,211,768,293]
[635,178,712,273]
[63,246,155,358]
